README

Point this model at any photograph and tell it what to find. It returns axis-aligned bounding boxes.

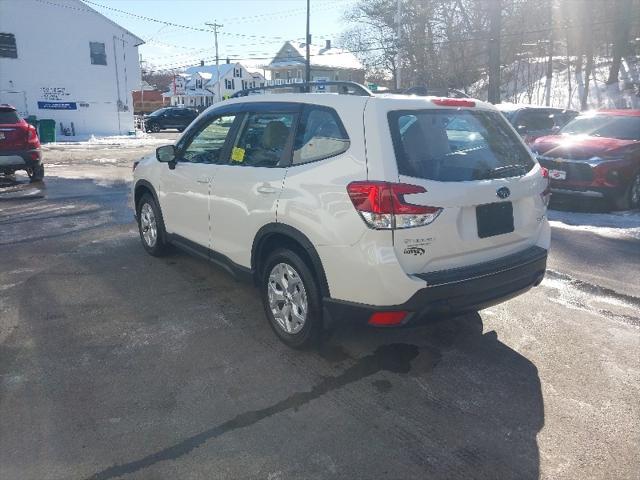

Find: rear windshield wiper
[476,164,527,179]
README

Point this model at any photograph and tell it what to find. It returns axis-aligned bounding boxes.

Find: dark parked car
[532,109,640,210]
[0,104,43,182]
[497,104,578,145]
[144,107,198,133]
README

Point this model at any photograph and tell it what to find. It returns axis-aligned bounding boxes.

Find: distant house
[266,40,364,84]
[0,0,143,136]
[167,62,266,108]
[132,83,169,114]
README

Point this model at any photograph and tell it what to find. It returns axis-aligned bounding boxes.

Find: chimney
[200,60,204,66]
[325,39,331,49]
[226,57,230,64]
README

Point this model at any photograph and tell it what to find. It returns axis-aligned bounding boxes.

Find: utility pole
[487,0,501,104]
[205,21,223,102]
[139,53,145,131]
[395,0,402,90]
[305,0,311,89]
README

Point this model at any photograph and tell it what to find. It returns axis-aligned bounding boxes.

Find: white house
[168,62,266,108]
[0,0,143,137]
[266,40,365,84]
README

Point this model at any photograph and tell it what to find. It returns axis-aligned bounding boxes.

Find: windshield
[148,108,169,117]
[389,109,535,182]
[560,114,640,140]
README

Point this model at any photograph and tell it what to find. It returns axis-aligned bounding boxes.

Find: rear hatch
[0,108,27,151]
[383,101,548,274]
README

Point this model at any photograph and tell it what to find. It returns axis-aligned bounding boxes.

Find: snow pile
[470,56,640,110]
[43,131,170,150]
[548,209,640,240]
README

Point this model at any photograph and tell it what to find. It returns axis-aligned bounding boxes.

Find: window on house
[0,33,17,59]
[90,42,107,65]
[233,68,241,78]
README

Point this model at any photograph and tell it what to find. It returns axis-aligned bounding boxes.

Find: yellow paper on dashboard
[231,147,245,162]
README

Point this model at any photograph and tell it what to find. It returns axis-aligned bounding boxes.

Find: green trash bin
[26,115,38,128]
[38,119,56,143]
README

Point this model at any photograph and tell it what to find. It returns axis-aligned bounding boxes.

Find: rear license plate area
[476,202,514,238]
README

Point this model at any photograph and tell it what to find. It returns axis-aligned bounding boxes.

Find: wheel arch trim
[252,223,330,298]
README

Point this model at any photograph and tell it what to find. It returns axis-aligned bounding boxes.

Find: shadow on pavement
[0,174,46,200]
[3,211,543,479]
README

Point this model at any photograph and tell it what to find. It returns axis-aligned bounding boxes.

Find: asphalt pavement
[1,133,638,480]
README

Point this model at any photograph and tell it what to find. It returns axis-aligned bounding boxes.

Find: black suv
[144,107,199,133]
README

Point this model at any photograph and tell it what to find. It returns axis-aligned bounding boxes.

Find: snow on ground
[548,209,640,240]
[43,132,170,150]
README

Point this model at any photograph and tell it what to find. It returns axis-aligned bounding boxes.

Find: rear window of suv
[389,109,534,182]
[0,108,19,123]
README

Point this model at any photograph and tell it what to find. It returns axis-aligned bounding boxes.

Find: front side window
[0,33,17,59]
[90,42,107,65]
[560,114,640,141]
[293,106,350,165]
[389,109,534,182]
[181,115,236,164]
[230,112,295,167]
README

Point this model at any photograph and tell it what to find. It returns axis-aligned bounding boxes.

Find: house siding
[0,0,142,136]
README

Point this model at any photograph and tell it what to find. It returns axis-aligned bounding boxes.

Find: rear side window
[0,109,19,123]
[293,106,349,165]
[389,109,534,182]
[231,112,295,167]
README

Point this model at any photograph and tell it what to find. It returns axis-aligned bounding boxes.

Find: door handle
[257,185,277,194]
[196,177,211,184]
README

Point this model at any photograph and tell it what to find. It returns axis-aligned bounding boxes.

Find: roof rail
[231,81,373,98]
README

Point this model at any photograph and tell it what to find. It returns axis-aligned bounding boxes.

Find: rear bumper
[0,149,42,170]
[549,185,625,199]
[323,246,548,326]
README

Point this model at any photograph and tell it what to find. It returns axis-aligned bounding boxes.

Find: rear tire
[261,248,323,348]
[28,164,44,182]
[137,193,170,256]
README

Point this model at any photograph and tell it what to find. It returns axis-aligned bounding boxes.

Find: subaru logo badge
[496,187,511,199]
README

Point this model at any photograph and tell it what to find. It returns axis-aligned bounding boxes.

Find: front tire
[614,172,640,210]
[261,249,323,348]
[149,123,161,133]
[137,193,170,256]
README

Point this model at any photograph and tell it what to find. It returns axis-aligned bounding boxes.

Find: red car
[532,109,640,210]
[0,104,44,182]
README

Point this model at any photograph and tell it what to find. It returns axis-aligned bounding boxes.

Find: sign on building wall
[37,101,78,110]
[40,87,71,101]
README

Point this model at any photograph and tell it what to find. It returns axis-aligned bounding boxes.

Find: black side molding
[166,233,253,283]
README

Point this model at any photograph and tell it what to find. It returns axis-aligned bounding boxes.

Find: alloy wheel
[140,203,158,248]
[267,262,308,334]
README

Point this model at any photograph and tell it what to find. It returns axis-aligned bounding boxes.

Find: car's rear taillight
[431,98,476,107]
[540,167,551,206]
[347,181,442,230]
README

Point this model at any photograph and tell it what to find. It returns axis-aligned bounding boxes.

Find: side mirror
[156,144,176,163]
[516,125,528,134]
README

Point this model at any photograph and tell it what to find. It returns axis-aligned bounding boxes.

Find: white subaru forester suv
[132,84,550,348]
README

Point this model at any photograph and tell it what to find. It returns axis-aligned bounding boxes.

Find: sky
[82,0,358,71]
